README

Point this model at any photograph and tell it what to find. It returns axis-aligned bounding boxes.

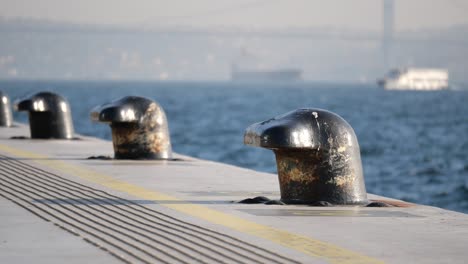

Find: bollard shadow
[0,155,190,164]
[0,156,90,161]
[0,124,21,128]
[33,198,232,205]
[86,155,186,162]
[10,136,82,140]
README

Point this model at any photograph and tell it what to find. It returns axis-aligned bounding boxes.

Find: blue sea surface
[2,80,468,213]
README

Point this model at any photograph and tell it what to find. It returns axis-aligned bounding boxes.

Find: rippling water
[2,80,468,213]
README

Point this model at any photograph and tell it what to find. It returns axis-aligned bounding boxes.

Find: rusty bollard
[0,91,13,127]
[244,108,367,205]
[15,92,74,139]
[90,96,172,160]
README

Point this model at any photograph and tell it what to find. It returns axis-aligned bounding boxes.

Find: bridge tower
[382,0,394,71]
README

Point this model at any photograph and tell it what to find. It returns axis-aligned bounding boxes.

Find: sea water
[2,80,468,213]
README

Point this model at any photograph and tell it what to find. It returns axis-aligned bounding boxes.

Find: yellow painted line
[0,143,383,264]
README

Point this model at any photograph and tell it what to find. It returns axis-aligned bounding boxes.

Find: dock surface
[1,124,467,263]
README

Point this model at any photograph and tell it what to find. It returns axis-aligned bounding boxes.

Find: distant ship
[231,64,302,82]
[378,68,449,90]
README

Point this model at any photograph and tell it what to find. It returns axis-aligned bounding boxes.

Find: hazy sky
[0,0,467,31]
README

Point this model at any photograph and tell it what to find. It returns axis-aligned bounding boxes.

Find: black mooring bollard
[14,92,74,139]
[244,108,367,205]
[0,91,13,127]
[90,96,172,160]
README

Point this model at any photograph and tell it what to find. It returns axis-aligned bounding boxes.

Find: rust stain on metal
[274,146,365,205]
[276,152,319,184]
[327,174,356,187]
[275,150,326,204]
[110,102,172,159]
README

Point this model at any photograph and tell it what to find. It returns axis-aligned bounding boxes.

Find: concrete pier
[1,124,467,263]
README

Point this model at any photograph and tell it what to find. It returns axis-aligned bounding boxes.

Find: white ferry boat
[378,68,449,90]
